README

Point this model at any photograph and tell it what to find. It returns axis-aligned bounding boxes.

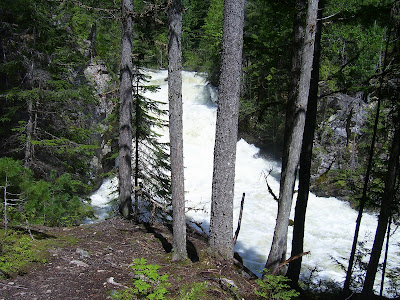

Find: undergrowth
[111,258,171,300]
[0,228,78,278]
[255,272,300,300]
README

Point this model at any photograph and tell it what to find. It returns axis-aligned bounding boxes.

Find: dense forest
[1,0,400,299]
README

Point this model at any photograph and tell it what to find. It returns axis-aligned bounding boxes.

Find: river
[90,70,400,296]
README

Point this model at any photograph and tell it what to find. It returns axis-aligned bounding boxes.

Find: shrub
[254,273,299,300]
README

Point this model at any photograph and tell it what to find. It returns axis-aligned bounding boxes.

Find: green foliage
[0,0,101,184]
[0,227,79,279]
[0,157,93,227]
[238,1,294,146]
[112,258,171,300]
[131,69,171,222]
[321,21,386,93]
[182,0,210,70]
[132,0,168,69]
[254,273,299,300]
[179,281,208,300]
[0,229,47,278]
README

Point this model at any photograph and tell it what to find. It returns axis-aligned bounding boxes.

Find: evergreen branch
[54,0,119,18]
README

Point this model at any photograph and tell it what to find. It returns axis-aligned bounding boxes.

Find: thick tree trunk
[168,0,187,261]
[362,120,400,298]
[265,0,318,275]
[287,0,323,284]
[280,0,306,184]
[209,0,245,260]
[118,0,134,219]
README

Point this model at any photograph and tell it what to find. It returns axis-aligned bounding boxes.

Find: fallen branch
[272,251,310,275]
[189,220,208,236]
[262,170,278,202]
[233,254,258,279]
[233,193,245,245]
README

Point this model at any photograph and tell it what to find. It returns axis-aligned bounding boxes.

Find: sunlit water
[90,70,400,296]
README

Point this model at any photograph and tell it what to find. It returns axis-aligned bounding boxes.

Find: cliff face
[311,92,369,199]
[84,60,118,187]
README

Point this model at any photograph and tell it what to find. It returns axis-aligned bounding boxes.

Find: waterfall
[91,69,400,296]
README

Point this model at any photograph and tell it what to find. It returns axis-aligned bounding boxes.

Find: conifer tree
[131,68,170,222]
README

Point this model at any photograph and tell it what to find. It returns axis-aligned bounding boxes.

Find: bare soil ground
[0,217,258,300]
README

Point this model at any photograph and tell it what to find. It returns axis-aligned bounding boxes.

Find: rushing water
[91,70,400,296]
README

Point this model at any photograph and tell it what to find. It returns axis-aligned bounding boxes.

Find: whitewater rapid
[91,70,400,295]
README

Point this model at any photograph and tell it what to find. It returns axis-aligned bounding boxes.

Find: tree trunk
[168,0,187,261]
[343,25,392,294]
[280,0,306,185]
[287,0,323,284]
[209,0,245,260]
[380,216,392,297]
[134,75,140,221]
[118,0,134,219]
[362,119,400,298]
[24,98,34,168]
[265,0,318,275]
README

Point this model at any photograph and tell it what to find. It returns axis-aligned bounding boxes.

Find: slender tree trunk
[265,0,318,275]
[24,99,34,168]
[362,119,400,298]
[343,26,392,294]
[287,0,323,284]
[3,175,8,234]
[209,0,245,260]
[168,0,187,261]
[343,90,381,294]
[134,76,140,220]
[118,0,134,219]
[380,216,392,297]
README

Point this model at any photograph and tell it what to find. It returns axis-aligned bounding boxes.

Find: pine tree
[131,68,171,222]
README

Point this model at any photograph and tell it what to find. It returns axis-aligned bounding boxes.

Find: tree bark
[265,0,318,275]
[287,0,323,284]
[168,0,187,261]
[362,118,400,298]
[118,0,134,219]
[209,0,245,260]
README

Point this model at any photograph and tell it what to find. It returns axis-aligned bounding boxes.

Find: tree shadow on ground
[2,226,57,240]
[143,222,199,262]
